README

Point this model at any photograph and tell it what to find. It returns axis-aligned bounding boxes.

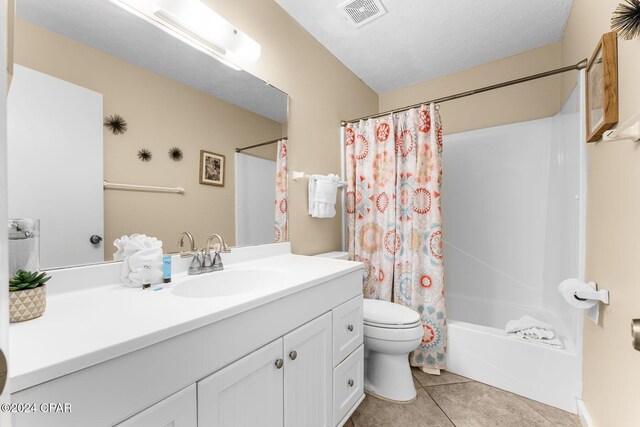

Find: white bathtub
[446,293,580,413]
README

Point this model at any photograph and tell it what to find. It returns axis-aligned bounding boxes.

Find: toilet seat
[363,299,423,341]
[364,322,423,341]
[364,319,422,329]
[363,299,421,328]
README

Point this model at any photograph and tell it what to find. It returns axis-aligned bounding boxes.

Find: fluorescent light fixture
[111,0,261,70]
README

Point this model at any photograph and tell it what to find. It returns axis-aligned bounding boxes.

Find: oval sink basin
[172,269,283,298]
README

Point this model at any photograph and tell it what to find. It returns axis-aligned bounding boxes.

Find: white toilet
[363,299,423,402]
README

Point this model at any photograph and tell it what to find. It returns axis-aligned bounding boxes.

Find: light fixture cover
[112,0,261,68]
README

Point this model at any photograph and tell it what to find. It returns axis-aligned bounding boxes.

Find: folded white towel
[505,315,554,334]
[114,234,164,288]
[516,326,555,340]
[514,328,564,349]
[308,174,341,218]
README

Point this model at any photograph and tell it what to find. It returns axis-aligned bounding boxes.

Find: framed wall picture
[585,32,619,143]
[199,150,225,187]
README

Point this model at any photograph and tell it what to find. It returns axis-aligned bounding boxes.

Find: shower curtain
[345,105,446,370]
[274,139,288,243]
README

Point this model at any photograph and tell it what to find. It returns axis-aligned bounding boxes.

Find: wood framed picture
[585,32,619,143]
[199,150,225,187]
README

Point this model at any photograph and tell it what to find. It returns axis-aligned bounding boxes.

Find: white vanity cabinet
[198,313,333,427]
[11,268,364,427]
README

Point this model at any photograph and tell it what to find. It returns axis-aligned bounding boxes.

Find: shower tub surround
[9,243,365,427]
[441,86,585,413]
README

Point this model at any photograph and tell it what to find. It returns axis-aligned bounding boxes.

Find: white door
[283,313,332,427]
[7,65,104,269]
[0,0,12,422]
[198,338,284,427]
[235,152,276,246]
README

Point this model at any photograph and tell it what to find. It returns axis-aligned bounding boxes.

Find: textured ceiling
[17,0,288,123]
[275,0,573,93]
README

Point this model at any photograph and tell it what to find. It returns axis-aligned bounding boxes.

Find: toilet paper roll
[558,278,598,310]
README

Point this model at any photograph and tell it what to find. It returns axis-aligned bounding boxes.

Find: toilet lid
[363,299,421,328]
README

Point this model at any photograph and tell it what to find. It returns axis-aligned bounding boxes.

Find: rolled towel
[115,234,164,288]
[505,315,554,334]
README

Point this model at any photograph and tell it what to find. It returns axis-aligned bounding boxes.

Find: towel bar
[103,181,185,194]
[292,171,346,187]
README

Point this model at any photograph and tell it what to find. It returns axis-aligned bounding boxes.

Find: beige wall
[561,1,640,426]
[203,0,378,255]
[379,42,563,135]
[13,18,284,257]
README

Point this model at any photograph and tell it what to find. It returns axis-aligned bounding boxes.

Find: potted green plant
[9,270,51,323]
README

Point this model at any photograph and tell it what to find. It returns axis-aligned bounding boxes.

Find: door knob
[90,235,103,245]
[348,379,354,387]
[289,351,297,360]
[0,349,6,394]
[275,359,284,369]
[347,324,354,332]
[632,319,640,351]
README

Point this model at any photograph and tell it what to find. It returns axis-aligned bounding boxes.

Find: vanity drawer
[333,345,364,426]
[332,295,363,366]
[116,384,196,427]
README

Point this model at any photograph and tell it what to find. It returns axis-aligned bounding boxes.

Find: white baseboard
[576,399,594,427]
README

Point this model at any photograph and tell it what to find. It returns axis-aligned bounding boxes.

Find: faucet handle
[212,251,223,266]
[202,250,213,269]
[187,251,203,275]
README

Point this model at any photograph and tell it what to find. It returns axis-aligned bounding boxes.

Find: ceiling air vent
[339,0,386,28]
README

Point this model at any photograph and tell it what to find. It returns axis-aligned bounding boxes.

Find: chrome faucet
[204,234,231,272]
[178,232,202,275]
[178,233,230,275]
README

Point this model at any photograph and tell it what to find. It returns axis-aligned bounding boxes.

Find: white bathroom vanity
[10,244,364,427]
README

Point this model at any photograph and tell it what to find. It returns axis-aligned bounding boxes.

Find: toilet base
[364,350,417,402]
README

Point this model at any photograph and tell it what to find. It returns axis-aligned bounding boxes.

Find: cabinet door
[198,338,284,427]
[283,313,332,427]
[116,384,196,427]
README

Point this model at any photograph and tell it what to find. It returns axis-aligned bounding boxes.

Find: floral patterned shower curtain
[345,105,446,370]
[274,139,288,243]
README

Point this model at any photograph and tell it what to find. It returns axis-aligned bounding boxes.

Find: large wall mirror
[7,0,289,270]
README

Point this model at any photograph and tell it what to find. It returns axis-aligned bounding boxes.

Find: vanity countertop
[9,250,362,392]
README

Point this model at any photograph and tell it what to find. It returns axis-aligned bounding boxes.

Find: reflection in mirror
[7,0,289,270]
[235,137,288,246]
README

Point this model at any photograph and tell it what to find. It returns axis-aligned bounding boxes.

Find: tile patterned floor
[345,368,581,427]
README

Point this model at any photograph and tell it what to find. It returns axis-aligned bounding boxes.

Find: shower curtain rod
[236,137,287,153]
[340,58,588,126]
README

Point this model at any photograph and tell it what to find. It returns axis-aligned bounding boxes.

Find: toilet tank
[314,251,349,260]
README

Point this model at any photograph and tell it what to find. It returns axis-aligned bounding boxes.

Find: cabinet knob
[347,324,354,332]
[632,319,640,351]
[348,379,354,387]
[275,359,284,369]
[289,351,297,360]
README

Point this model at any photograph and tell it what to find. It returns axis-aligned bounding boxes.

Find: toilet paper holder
[573,281,610,305]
